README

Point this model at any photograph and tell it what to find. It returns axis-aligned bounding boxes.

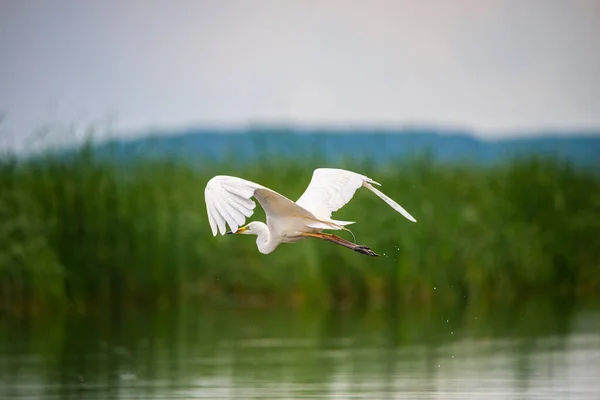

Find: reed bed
[1,143,599,313]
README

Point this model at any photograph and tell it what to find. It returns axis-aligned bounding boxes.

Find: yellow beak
[226,225,247,235]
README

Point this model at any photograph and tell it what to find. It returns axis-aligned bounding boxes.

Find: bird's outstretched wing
[204,175,319,236]
[295,168,417,223]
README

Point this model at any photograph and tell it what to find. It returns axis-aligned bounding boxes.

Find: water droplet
[452,356,454,359]
[451,331,454,335]
[437,364,440,368]
[446,319,449,322]
[434,287,436,290]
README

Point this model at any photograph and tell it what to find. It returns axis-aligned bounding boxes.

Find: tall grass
[1,144,599,313]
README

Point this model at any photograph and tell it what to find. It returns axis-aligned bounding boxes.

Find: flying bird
[204,168,416,256]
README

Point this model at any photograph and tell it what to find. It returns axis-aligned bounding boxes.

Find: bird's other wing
[204,175,321,236]
[295,168,417,223]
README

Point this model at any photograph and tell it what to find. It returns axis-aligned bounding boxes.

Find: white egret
[204,168,416,256]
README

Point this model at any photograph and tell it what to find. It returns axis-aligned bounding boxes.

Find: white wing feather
[204,175,323,236]
[296,168,417,223]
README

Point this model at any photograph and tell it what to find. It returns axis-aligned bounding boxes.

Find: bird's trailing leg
[301,232,380,257]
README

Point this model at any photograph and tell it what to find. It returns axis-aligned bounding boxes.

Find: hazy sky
[1,0,599,150]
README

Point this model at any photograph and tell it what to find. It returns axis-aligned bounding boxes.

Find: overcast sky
[1,0,599,151]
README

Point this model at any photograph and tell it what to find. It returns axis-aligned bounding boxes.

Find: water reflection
[1,297,599,399]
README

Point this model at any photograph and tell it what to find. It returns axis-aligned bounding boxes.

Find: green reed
[1,144,599,313]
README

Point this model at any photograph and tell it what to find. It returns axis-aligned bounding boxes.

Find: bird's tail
[318,219,357,241]
[330,219,355,226]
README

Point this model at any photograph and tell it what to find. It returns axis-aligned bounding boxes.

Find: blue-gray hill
[75,126,600,167]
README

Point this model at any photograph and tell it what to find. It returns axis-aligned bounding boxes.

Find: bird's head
[226,221,261,236]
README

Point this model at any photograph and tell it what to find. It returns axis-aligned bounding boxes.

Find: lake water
[1,298,599,399]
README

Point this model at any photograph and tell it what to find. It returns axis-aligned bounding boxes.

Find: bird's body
[204,168,416,256]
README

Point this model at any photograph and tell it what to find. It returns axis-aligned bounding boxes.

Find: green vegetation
[1,144,599,313]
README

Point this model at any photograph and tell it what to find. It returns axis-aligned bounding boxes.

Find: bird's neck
[254,222,278,254]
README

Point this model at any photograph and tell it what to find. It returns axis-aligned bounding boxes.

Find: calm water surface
[1,298,599,399]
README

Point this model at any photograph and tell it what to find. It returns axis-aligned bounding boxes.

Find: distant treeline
[65,127,600,167]
[1,143,599,313]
